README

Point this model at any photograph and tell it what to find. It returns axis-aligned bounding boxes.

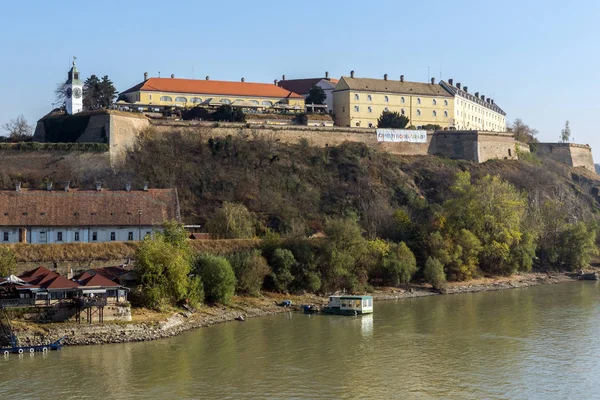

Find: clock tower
[65,57,83,115]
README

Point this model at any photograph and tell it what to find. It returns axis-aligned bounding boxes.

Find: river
[1,281,599,399]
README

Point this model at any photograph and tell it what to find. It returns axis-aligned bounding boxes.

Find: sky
[1,0,599,157]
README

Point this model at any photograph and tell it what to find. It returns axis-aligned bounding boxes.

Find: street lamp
[138,210,142,241]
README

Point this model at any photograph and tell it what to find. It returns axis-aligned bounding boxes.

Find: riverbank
[8,272,579,347]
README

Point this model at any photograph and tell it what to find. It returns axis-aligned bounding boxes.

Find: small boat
[578,272,598,281]
[321,295,373,316]
[1,337,65,355]
[302,304,319,314]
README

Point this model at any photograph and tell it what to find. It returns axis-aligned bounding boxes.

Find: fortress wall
[532,143,595,172]
[477,133,518,162]
[429,131,479,161]
[108,114,150,167]
[569,145,595,171]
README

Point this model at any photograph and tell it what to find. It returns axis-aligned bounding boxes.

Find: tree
[195,254,237,304]
[134,222,201,309]
[509,118,538,143]
[423,257,447,291]
[0,247,17,277]
[381,242,417,286]
[377,110,409,129]
[212,104,245,122]
[228,250,271,295]
[54,82,68,108]
[2,115,32,141]
[560,120,571,143]
[83,75,118,109]
[207,202,257,239]
[556,222,597,270]
[269,248,296,293]
[305,85,326,105]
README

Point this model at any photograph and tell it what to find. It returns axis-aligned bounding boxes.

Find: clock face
[66,87,72,99]
[73,87,82,99]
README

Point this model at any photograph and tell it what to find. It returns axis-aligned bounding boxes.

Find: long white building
[0,185,180,244]
[440,79,507,131]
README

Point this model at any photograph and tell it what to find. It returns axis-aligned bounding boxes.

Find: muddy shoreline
[10,272,579,347]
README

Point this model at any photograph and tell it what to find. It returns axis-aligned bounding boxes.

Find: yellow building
[120,74,305,111]
[333,72,454,128]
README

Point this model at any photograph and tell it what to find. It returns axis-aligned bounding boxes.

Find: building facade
[120,74,304,111]
[0,187,180,244]
[277,73,339,113]
[439,80,506,131]
[333,73,454,128]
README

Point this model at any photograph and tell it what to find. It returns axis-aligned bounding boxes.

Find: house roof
[19,268,79,290]
[0,188,180,227]
[19,266,54,281]
[121,77,304,99]
[73,266,132,283]
[439,80,506,115]
[76,273,122,288]
[278,78,338,95]
[337,76,453,97]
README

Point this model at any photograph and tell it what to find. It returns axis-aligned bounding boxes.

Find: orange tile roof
[122,77,303,99]
[77,273,121,288]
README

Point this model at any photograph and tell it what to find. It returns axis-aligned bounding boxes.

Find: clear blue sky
[1,0,599,157]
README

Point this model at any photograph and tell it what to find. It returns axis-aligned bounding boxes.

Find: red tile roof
[122,77,304,99]
[20,268,79,290]
[19,266,54,281]
[77,273,121,288]
[0,188,179,227]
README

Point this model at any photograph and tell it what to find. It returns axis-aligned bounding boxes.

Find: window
[220,99,231,104]
[342,106,345,113]
[190,97,202,103]
[110,232,116,241]
[354,105,360,112]
[74,232,80,242]
[433,99,437,106]
[367,95,372,102]
[57,232,63,242]
[417,98,421,105]
[384,96,389,103]
[148,94,152,100]
[160,96,172,102]
[2,232,8,242]
[417,109,421,116]
[401,97,405,104]
[433,110,437,117]
[145,231,151,238]
[40,231,46,242]
[249,100,259,105]
[355,121,361,127]
[262,101,273,106]
[444,100,448,106]
[444,111,448,118]
[354,94,360,101]
[384,107,389,112]
[92,232,98,241]
[368,106,372,113]
[401,108,405,115]
[128,232,134,241]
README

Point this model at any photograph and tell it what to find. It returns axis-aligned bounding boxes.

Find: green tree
[212,104,245,122]
[83,75,118,109]
[207,202,256,239]
[305,85,326,105]
[560,120,571,143]
[443,171,534,275]
[228,250,271,295]
[269,248,296,293]
[423,257,447,291]
[556,222,597,270]
[134,222,200,309]
[196,254,237,304]
[377,110,409,129]
[381,242,417,286]
[0,247,17,276]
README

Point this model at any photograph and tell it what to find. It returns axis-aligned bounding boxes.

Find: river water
[1,281,600,399]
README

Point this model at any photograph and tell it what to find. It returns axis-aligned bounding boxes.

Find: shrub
[424,257,447,291]
[381,242,417,286]
[269,248,296,293]
[228,250,271,295]
[0,246,17,276]
[196,254,237,304]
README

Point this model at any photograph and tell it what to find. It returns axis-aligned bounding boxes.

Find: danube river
[2,281,600,399]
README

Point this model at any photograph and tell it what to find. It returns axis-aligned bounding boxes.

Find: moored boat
[321,295,373,316]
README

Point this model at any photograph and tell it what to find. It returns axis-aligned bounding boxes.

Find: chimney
[46,182,53,191]
[282,74,286,81]
[96,183,102,191]
[464,86,468,93]
[64,181,70,192]
[431,77,436,84]
[241,77,245,82]
[205,76,210,80]
[481,95,486,101]
[486,98,491,104]
[491,99,494,104]
[448,78,454,86]
[475,92,480,98]
[125,182,131,192]
[350,70,355,78]
[384,74,388,81]
[170,74,175,79]
[325,71,329,79]
[144,72,148,80]
[456,82,461,89]
[274,79,278,86]
[15,182,21,192]
[400,75,404,82]
[143,182,149,191]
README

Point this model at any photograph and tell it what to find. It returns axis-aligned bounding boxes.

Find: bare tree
[508,118,538,143]
[54,82,68,108]
[2,115,32,141]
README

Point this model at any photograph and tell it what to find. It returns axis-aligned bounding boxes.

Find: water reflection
[360,314,373,336]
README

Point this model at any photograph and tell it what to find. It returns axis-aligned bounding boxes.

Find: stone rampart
[532,143,595,171]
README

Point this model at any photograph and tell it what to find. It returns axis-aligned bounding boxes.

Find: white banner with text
[376,129,427,143]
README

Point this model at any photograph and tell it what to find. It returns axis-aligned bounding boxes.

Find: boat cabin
[325,295,373,315]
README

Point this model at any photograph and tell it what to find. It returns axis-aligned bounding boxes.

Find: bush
[381,242,417,286]
[556,222,597,271]
[196,254,237,304]
[0,246,17,276]
[424,257,447,291]
[228,250,271,295]
[269,248,296,293]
